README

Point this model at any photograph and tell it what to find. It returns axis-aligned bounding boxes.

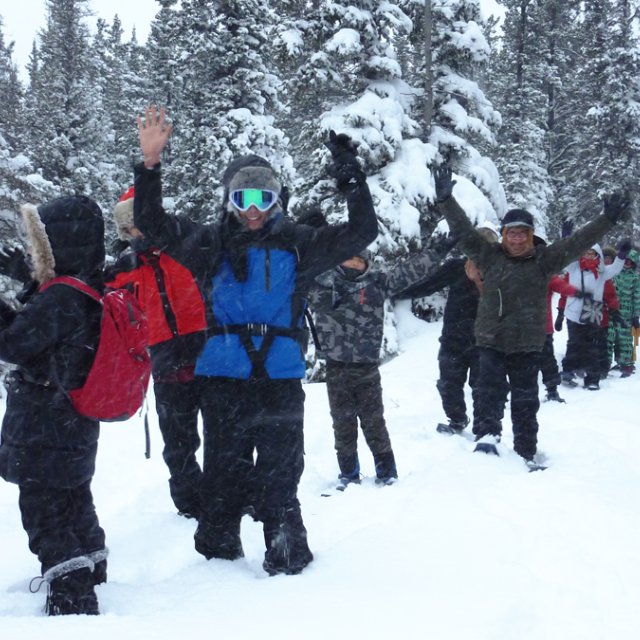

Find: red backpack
[40,276,151,421]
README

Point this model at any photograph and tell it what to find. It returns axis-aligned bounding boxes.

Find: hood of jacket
[20,196,105,284]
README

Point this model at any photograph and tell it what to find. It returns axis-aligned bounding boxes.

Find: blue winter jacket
[133,163,378,380]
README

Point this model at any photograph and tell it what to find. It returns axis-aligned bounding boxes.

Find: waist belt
[210,323,307,378]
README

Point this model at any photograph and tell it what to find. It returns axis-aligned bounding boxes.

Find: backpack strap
[40,275,102,304]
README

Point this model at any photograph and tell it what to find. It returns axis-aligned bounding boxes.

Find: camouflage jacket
[613,265,640,319]
[437,196,614,354]
[308,250,440,363]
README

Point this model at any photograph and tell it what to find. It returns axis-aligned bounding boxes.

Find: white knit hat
[112,186,135,240]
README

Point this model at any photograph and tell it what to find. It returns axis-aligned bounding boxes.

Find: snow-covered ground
[1,302,639,639]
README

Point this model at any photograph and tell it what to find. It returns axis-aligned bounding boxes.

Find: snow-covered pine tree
[561,0,640,234]
[22,0,117,209]
[401,0,504,223]
[165,0,293,222]
[277,1,425,257]
[486,0,555,233]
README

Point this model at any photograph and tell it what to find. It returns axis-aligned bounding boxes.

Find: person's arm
[392,257,463,300]
[603,279,620,312]
[433,167,493,267]
[543,195,629,274]
[550,273,579,298]
[134,106,214,256]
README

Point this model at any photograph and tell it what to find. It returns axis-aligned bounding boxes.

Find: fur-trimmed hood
[20,196,105,284]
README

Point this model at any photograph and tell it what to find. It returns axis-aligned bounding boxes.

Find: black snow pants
[562,319,601,386]
[539,334,561,390]
[195,377,312,574]
[18,480,105,575]
[153,377,203,517]
[325,360,394,469]
[474,347,541,460]
[436,339,480,427]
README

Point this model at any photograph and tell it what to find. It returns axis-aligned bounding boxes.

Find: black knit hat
[501,209,534,230]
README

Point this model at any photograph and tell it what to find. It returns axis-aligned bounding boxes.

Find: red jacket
[548,274,578,334]
[106,249,206,378]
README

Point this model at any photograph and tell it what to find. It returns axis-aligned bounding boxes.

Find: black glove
[610,310,629,328]
[572,290,583,299]
[324,130,365,193]
[430,232,459,258]
[617,238,633,260]
[554,309,564,332]
[633,316,640,329]
[433,166,456,202]
[603,193,631,224]
[280,185,290,214]
[0,246,31,284]
[560,219,573,238]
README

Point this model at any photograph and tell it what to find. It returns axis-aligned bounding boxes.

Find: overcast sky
[1,0,160,80]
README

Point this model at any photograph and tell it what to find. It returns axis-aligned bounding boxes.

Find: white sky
[1,0,161,80]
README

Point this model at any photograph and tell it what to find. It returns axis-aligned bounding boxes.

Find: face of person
[503,226,531,257]
[238,206,271,231]
[341,256,367,271]
[125,225,145,240]
[582,248,598,260]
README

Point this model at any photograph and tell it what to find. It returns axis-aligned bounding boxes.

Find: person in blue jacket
[134,106,378,576]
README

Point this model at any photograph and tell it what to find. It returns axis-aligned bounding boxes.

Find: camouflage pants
[325,360,392,460]
[608,321,634,367]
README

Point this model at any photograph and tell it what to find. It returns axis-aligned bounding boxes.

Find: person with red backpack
[106,187,207,519]
[0,196,107,615]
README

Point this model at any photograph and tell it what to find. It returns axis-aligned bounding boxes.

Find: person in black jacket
[134,106,378,575]
[106,187,207,519]
[396,226,499,435]
[0,196,106,615]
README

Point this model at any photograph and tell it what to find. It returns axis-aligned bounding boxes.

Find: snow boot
[473,434,500,456]
[620,365,634,378]
[336,453,361,490]
[44,559,99,616]
[560,371,578,387]
[262,507,313,576]
[544,387,565,403]
[87,549,108,586]
[373,451,398,485]
[194,518,244,561]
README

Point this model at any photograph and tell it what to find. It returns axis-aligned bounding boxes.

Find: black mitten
[324,130,365,193]
[0,246,31,284]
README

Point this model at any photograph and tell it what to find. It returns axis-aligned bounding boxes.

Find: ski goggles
[229,189,278,212]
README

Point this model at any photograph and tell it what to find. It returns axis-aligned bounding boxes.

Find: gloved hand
[617,238,633,260]
[561,219,574,238]
[554,309,565,332]
[633,316,640,329]
[433,166,456,202]
[0,246,31,284]
[324,130,365,193]
[603,192,631,224]
[430,232,459,258]
[572,290,583,299]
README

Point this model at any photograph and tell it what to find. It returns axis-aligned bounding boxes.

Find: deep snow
[1,301,639,639]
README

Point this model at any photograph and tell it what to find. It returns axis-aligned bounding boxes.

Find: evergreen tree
[22,0,116,208]
[163,0,292,222]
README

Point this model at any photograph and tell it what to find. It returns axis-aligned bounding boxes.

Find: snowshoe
[375,475,398,487]
[436,418,468,435]
[560,371,578,388]
[544,388,565,403]
[335,475,361,492]
[474,434,500,456]
[524,459,547,473]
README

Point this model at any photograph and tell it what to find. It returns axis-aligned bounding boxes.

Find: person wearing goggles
[134,106,378,576]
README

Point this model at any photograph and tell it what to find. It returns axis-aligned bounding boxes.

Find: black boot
[336,453,361,487]
[194,518,244,560]
[45,567,99,616]
[373,451,398,485]
[262,506,313,576]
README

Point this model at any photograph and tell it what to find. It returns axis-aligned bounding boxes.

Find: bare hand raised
[137,105,173,168]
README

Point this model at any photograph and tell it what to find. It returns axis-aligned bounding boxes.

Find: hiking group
[0,106,635,615]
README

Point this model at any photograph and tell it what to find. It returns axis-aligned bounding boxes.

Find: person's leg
[617,324,635,374]
[154,378,203,517]
[19,484,99,615]
[507,352,541,460]
[326,361,360,479]
[252,379,313,575]
[540,334,563,400]
[195,378,252,561]
[473,347,508,441]
[562,319,584,378]
[436,342,470,428]
[583,323,602,388]
[353,363,397,481]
